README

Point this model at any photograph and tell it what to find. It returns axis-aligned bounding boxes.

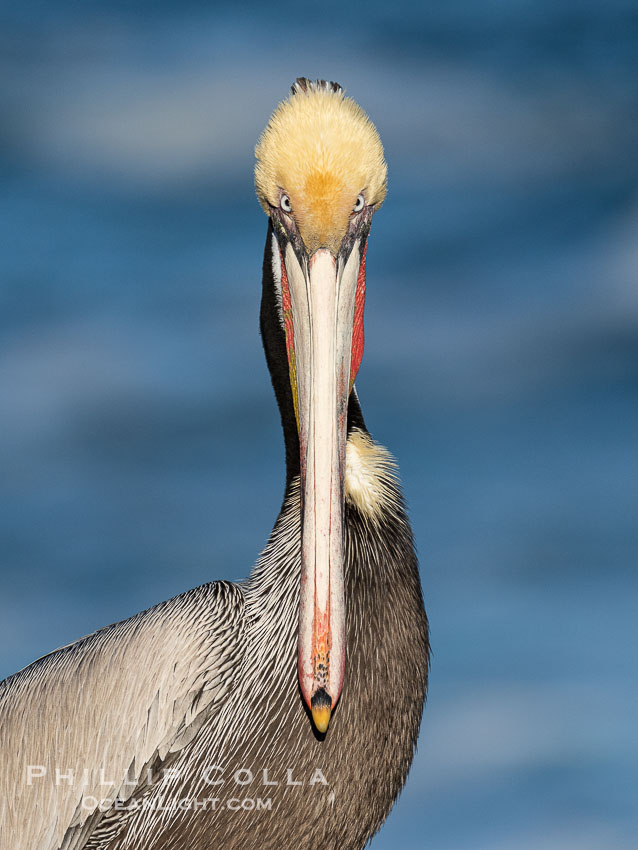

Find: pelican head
[255,78,387,734]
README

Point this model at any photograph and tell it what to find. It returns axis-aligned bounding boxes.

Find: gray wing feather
[0,581,244,850]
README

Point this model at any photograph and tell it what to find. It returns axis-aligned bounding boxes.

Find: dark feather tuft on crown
[291,78,343,96]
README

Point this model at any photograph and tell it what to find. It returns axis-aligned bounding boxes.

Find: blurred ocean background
[1,2,637,847]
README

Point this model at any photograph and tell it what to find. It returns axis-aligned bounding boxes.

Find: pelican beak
[277,230,367,733]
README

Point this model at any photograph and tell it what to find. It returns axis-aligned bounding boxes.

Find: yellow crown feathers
[255,79,387,254]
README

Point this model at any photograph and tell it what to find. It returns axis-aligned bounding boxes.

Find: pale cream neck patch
[345,429,398,520]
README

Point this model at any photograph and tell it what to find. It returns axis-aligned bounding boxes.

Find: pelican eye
[353,194,365,213]
[280,194,292,213]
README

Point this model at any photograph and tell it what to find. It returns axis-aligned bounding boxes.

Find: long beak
[281,239,364,733]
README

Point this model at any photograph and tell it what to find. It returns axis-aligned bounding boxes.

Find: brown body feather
[88,477,428,850]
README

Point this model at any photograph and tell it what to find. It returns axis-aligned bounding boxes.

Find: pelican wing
[0,581,244,850]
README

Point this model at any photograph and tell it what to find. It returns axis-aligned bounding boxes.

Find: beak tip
[311,689,333,734]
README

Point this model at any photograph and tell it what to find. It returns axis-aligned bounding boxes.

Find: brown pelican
[0,78,429,850]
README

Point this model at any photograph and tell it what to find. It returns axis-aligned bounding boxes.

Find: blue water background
[1,3,637,847]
